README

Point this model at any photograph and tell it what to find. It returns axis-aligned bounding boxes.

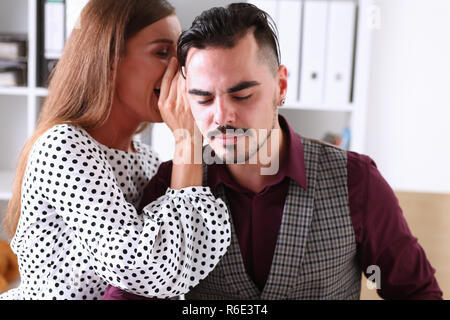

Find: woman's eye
[156,47,170,57]
[233,94,252,101]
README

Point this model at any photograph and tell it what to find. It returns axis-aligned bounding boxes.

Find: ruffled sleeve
[26,125,231,298]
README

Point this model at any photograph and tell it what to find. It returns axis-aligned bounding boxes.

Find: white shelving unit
[0,0,42,204]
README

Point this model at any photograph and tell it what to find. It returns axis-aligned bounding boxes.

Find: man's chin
[210,146,249,164]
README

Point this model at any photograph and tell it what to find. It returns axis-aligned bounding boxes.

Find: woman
[0,0,230,300]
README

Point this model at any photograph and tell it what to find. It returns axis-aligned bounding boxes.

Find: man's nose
[213,98,235,126]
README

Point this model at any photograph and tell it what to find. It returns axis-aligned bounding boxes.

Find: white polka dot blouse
[0,124,230,300]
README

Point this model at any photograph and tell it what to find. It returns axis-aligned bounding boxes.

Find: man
[104,3,442,299]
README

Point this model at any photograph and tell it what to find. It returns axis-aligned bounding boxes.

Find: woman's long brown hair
[5,0,175,238]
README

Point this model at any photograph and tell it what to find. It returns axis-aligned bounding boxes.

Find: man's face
[185,32,287,163]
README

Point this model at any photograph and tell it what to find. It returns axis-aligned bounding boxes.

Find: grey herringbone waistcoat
[185,137,361,300]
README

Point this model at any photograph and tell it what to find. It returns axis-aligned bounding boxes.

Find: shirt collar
[207,115,307,192]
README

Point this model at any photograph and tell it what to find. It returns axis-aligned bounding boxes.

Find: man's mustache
[207,125,254,139]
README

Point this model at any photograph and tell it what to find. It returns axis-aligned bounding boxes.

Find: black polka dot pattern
[0,124,231,300]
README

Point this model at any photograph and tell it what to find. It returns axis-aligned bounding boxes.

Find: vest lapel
[213,184,261,299]
[260,143,318,299]
[203,164,260,298]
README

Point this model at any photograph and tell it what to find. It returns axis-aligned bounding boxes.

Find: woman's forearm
[171,137,203,189]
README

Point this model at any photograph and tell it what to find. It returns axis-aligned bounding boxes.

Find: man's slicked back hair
[177,2,281,77]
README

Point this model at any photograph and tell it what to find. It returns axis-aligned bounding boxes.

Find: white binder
[299,0,328,105]
[324,1,356,105]
[44,0,65,59]
[66,0,90,40]
[278,0,302,104]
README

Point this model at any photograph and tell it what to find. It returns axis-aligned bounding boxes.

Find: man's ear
[277,65,288,106]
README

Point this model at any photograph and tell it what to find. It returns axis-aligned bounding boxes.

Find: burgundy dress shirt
[103,116,442,300]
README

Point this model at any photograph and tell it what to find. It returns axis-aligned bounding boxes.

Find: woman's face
[114,14,181,124]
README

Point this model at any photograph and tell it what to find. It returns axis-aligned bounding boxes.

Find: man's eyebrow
[188,89,212,96]
[188,81,261,96]
[227,81,261,93]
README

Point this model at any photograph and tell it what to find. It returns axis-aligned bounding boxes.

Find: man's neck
[226,122,287,194]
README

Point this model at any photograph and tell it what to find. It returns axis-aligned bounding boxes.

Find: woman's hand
[158,58,203,189]
[158,57,195,139]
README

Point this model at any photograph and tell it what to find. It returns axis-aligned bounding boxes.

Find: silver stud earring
[281,99,286,105]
